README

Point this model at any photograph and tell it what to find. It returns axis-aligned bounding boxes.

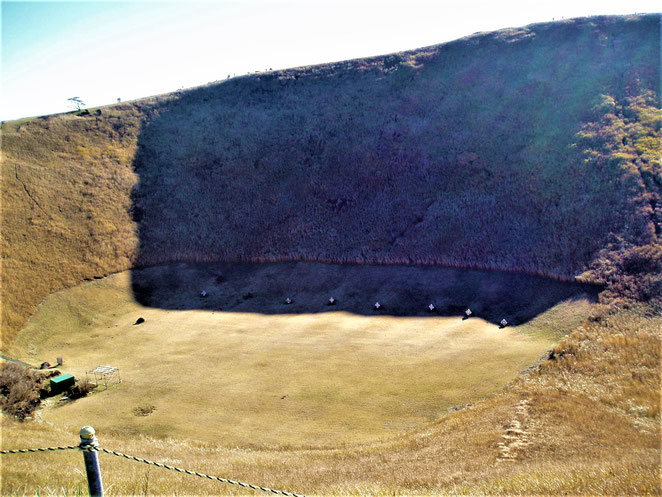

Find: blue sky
[1,0,660,121]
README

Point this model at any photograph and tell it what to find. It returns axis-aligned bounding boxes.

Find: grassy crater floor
[10,263,595,448]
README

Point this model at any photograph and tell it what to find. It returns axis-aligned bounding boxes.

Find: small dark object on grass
[243,292,254,300]
[447,402,473,412]
[134,317,145,325]
[56,357,63,366]
[133,404,157,416]
[40,362,50,370]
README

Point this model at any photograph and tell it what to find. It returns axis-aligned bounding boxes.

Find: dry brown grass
[7,268,578,449]
[1,107,147,348]
[2,15,660,350]
[2,306,659,495]
[1,15,660,496]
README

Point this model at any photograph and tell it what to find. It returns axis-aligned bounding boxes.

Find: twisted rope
[94,447,305,497]
[0,445,80,454]
[1,443,305,496]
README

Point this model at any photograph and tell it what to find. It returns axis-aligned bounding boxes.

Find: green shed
[50,374,75,395]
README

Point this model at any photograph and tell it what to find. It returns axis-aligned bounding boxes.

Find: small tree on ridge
[67,96,84,111]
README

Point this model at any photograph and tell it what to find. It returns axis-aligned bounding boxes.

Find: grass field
[2,305,658,496]
[8,263,594,449]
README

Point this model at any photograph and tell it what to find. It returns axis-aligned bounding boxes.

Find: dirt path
[497,398,532,462]
[0,353,34,368]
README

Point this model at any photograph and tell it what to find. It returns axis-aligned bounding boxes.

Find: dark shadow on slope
[131,261,601,326]
[128,16,659,284]
[124,15,658,326]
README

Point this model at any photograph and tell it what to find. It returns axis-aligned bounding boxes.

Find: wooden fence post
[80,426,104,497]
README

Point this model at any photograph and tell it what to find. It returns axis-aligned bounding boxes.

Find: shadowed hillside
[2,14,660,347]
[130,14,659,280]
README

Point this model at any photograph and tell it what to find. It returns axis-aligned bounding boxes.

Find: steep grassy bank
[1,15,659,345]
[131,15,660,282]
[1,106,145,348]
[2,15,659,348]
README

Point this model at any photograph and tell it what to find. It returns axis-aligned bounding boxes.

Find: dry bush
[0,363,43,420]
[66,377,95,400]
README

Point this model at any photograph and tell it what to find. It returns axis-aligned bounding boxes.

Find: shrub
[0,363,44,420]
[66,377,96,399]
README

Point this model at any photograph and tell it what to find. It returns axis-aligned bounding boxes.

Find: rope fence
[1,426,305,497]
[0,445,81,454]
[95,446,304,496]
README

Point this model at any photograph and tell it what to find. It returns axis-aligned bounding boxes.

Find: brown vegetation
[0,363,52,420]
[1,106,144,347]
[1,307,659,495]
[2,14,660,348]
[65,377,95,400]
[0,13,660,496]
[0,363,94,420]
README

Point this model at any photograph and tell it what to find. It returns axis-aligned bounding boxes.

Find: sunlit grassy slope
[2,14,660,348]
